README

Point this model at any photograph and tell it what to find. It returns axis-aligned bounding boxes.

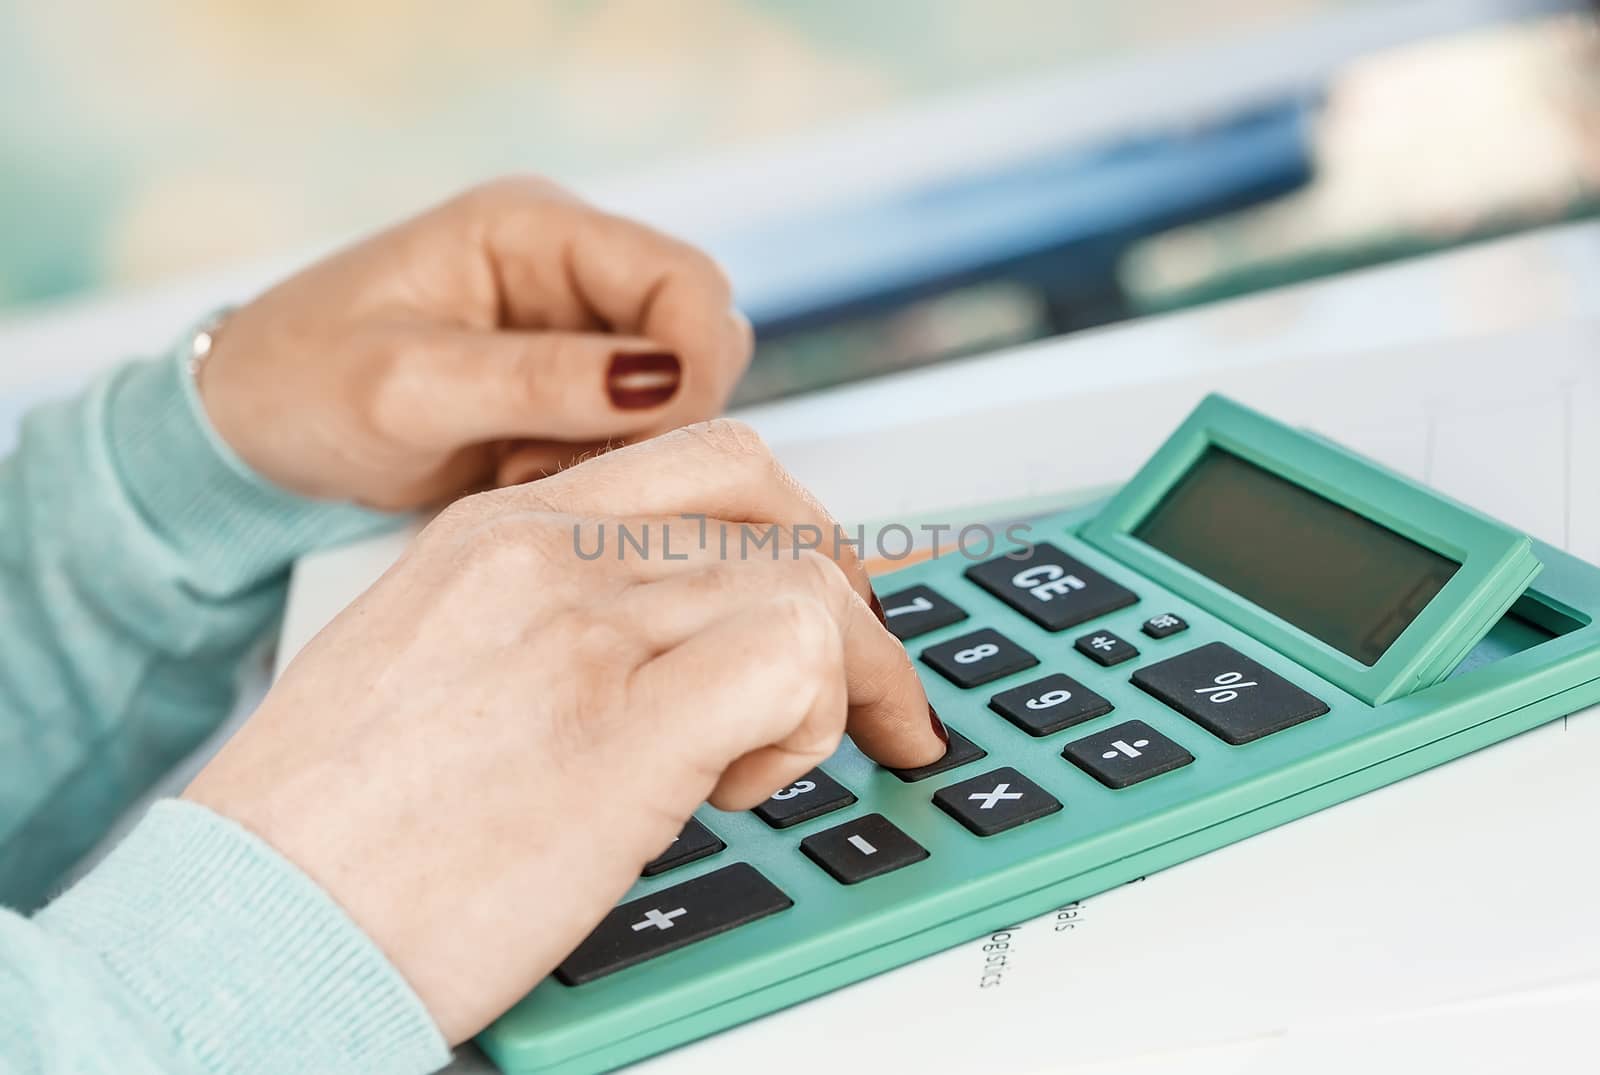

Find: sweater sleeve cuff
[102,324,401,590]
[35,800,451,1075]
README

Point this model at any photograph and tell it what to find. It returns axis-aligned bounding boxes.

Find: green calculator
[479,394,1600,1073]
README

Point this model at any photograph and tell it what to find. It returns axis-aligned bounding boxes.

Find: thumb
[391,327,685,447]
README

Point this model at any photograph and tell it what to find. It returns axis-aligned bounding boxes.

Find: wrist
[185,304,284,498]
[100,323,399,590]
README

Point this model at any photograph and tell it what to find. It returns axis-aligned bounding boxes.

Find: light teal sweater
[0,339,452,1073]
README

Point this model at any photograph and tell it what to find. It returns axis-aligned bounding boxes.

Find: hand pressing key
[184,419,947,1044]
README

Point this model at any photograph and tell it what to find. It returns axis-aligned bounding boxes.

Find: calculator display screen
[1133,447,1459,666]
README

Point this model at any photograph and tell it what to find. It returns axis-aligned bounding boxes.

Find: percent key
[1131,641,1330,745]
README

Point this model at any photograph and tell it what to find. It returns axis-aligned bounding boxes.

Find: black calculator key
[877,584,968,641]
[965,542,1138,632]
[921,628,1038,688]
[1062,720,1194,789]
[889,726,986,782]
[753,769,856,829]
[933,766,1062,836]
[801,813,929,884]
[1131,641,1330,745]
[1142,613,1189,639]
[1075,630,1139,667]
[555,863,792,985]
[989,674,1113,737]
[641,818,726,877]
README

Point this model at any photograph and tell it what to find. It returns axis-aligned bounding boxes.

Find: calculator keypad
[921,628,1038,688]
[801,814,929,884]
[989,674,1113,737]
[1132,641,1330,745]
[562,539,1342,999]
[1062,720,1194,789]
[1074,629,1139,667]
[555,864,792,985]
[641,818,725,877]
[889,727,987,783]
[753,769,856,829]
[965,542,1137,631]
[877,584,968,641]
[934,767,1063,836]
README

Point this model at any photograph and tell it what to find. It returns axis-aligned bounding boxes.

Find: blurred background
[2,0,1596,401]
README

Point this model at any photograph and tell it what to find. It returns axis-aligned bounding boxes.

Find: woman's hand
[196,176,753,511]
[183,420,947,1044]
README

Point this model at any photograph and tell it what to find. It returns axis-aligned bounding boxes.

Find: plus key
[555,864,792,985]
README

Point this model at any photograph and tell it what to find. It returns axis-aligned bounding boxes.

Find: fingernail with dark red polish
[929,704,949,745]
[868,592,889,627]
[607,351,681,410]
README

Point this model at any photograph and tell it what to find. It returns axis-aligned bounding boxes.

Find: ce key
[965,543,1137,631]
